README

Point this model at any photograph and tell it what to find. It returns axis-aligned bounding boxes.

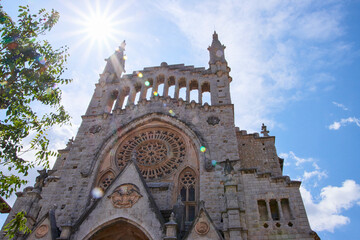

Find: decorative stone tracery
[116,128,186,180]
[179,168,197,221]
[99,171,115,190]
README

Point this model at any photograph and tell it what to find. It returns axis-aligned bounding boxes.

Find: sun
[82,13,116,43]
[63,0,132,60]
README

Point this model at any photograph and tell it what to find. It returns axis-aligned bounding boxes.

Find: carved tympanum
[116,128,186,180]
[195,221,210,235]
[35,224,49,238]
[109,184,142,208]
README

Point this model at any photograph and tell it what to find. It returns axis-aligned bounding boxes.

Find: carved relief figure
[108,184,142,208]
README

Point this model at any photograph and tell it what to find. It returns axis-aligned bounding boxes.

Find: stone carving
[89,125,102,134]
[116,128,186,180]
[195,221,210,235]
[109,184,142,208]
[207,116,220,126]
[35,224,49,238]
[34,169,48,191]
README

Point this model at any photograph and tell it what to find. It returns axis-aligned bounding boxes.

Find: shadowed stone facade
[1,32,319,240]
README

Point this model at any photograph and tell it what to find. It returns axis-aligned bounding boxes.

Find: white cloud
[329,121,341,130]
[294,8,343,41]
[332,101,349,111]
[282,151,315,167]
[301,180,360,232]
[303,170,328,181]
[329,117,360,130]
[155,0,347,131]
[312,162,320,170]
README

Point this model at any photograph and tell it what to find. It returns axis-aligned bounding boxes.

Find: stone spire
[208,31,227,65]
[103,40,126,78]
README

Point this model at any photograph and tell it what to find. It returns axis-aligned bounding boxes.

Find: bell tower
[208,31,232,105]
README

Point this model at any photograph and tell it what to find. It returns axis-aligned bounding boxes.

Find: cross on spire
[261,123,269,137]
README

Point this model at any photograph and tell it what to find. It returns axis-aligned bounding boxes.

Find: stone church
[2,32,319,240]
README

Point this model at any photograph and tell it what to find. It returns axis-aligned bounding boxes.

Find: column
[277,199,284,220]
[198,86,202,105]
[163,79,169,97]
[128,86,136,105]
[174,81,179,99]
[140,84,147,100]
[152,77,158,97]
[186,81,190,102]
[116,90,125,109]
[266,200,272,221]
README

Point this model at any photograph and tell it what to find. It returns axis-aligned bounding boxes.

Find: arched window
[201,82,211,105]
[105,90,119,113]
[178,78,187,100]
[119,87,130,109]
[179,168,197,222]
[189,80,199,103]
[98,171,115,190]
[167,76,176,98]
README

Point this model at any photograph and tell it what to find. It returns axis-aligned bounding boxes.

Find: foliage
[0,4,71,238]
[3,211,31,239]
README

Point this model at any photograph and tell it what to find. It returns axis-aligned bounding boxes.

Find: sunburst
[62,0,134,61]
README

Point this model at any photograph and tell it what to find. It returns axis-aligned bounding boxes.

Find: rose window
[137,141,167,165]
[116,129,186,180]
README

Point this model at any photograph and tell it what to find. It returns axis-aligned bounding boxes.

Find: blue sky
[1,0,360,239]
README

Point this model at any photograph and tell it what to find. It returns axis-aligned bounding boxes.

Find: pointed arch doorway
[89,220,149,240]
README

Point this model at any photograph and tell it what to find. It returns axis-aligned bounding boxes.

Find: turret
[103,40,126,79]
[208,31,227,66]
[85,41,127,116]
[208,32,232,105]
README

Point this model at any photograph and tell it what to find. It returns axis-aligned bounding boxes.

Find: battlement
[87,59,232,116]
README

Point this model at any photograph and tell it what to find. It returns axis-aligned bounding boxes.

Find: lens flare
[169,110,175,116]
[123,55,127,60]
[91,187,104,199]
[200,146,206,152]
[37,56,46,65]
[138,72,143,78]
[153,91,158,96]
[144,81,150,87]
[211,160,217,166]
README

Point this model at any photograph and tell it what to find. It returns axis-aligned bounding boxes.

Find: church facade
[2,33,318,240]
